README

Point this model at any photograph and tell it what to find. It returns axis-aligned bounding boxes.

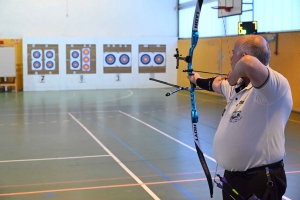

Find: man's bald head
[235,35,271,65]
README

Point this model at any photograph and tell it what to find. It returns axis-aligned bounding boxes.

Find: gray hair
[238,35,271,66]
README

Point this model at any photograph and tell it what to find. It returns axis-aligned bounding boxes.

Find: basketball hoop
[211,6,233,12]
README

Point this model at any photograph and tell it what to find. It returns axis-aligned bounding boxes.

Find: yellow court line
[289,119,300,124]
[0,178,206,197]
[0,173,297,197]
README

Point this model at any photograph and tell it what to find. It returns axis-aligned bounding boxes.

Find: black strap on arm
[196,77,216,91]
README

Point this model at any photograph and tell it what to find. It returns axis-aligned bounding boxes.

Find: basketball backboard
[212,0,242,18]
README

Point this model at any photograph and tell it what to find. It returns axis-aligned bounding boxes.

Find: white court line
[119,110,292,200]
[68,113,160,200]
[0,155,110,163]
[119,111,216,162]
[283,196,292,200]
[0,110,120,117]
[286,170,300,174]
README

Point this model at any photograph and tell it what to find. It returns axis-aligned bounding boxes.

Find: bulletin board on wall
[0,46,16,77]
[0,39,23,91]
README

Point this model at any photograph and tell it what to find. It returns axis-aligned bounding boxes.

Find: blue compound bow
[150,0,214,197]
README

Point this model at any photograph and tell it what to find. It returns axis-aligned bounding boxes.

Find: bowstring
[213,0,231,185]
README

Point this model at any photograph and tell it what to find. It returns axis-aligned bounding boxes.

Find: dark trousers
[222,161,287,200]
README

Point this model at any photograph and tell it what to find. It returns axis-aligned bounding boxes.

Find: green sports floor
[0,89,299,200]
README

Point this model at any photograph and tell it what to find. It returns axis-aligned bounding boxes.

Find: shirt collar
[234,79,252,93]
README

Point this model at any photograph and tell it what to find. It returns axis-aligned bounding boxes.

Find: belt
[228,160,284,175]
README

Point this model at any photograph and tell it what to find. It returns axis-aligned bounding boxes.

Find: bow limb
[188,0,214,198]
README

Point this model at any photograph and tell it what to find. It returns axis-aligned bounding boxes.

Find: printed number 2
[40,75,45,83]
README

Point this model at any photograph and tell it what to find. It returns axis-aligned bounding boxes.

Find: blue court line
[73,105,197,200]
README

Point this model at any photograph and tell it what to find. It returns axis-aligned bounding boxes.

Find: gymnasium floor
[0,88,299,200]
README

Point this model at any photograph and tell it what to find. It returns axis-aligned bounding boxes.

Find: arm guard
[196,77,216,91]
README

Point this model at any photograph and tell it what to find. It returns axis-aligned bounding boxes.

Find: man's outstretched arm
[187,74,224,94]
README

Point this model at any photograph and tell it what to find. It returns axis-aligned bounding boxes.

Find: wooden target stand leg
[0,76,18,92]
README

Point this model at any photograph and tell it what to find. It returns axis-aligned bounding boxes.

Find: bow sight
[149,48,203,96]
[174,48,191,69]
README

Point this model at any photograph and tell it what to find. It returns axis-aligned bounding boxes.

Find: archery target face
[70,50,81,70]
[32,50,41,59]
[104,52,118,67]
[44,50,55,70]
[153,52,166,66]
[31,49,43,70]
[118,53,131,67]
[45,61,55,69]
[45,51,54,59]
[119,54,129,65]
[83,56,90,62]
[139,52,153,66]
[83,64,90,71]
[71,61,80,69]
[32,61,42,69]
[82,48,90,71]
[71,50,80,58]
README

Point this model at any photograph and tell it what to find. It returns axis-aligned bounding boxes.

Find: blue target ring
[105,54,116,65]
[46,61,54,69]
[119,54,130,65]
[33,61,41,69]
[140,54,151,65]
[46,51,54,59]
[71,61,79,68]
[71,51,80,58]
[154,54,164,65]
[33,51,41,59]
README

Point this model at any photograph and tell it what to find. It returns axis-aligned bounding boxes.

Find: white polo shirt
[213,66,293,171]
